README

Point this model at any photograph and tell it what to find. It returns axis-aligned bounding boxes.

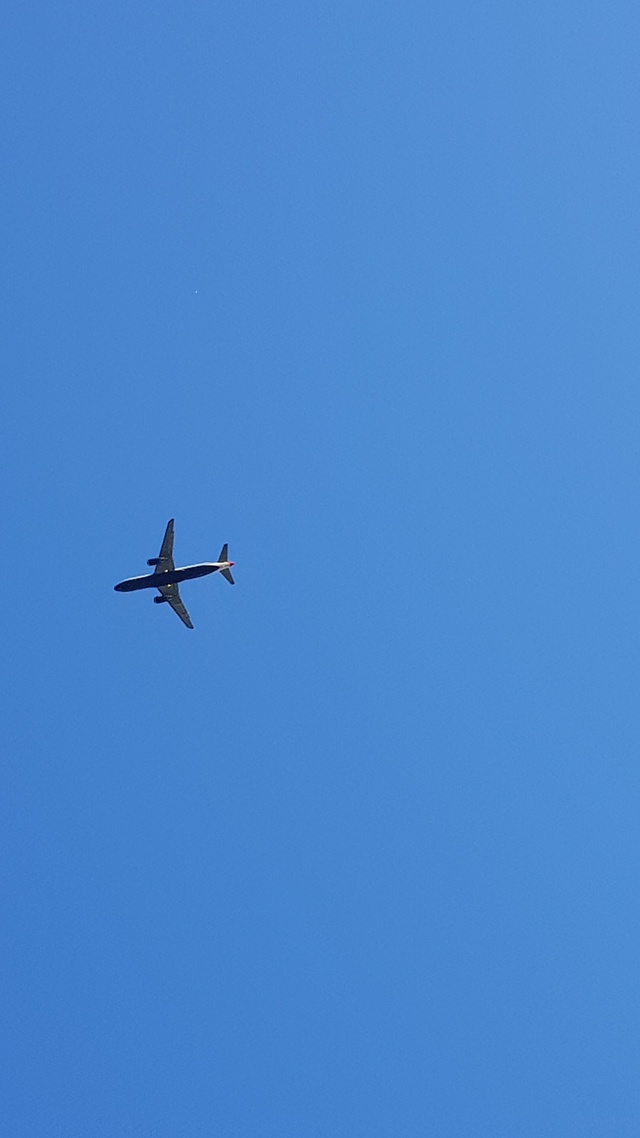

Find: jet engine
[153,595,168,604]
[147,558,160,566]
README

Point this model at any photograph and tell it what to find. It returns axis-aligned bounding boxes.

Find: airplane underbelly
[114,565,214,591]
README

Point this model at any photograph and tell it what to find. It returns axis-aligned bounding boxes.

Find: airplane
[114,518,234,629]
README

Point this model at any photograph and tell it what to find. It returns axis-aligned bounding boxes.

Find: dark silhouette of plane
[114,518,234,629]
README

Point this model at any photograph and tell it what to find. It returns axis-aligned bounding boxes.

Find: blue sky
[3,3,640,1135]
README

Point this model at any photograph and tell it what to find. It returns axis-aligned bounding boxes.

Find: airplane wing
[158,581,194,629]
[155,518,175,572]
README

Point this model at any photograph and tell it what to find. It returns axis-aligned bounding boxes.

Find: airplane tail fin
[217,543,235,585]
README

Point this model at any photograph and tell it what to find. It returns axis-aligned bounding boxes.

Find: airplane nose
[229,561,235,567]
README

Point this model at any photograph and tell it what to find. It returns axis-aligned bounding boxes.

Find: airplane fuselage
[114,563,225,592]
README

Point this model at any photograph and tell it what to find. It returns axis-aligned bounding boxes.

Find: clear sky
[3,3,640,1135]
